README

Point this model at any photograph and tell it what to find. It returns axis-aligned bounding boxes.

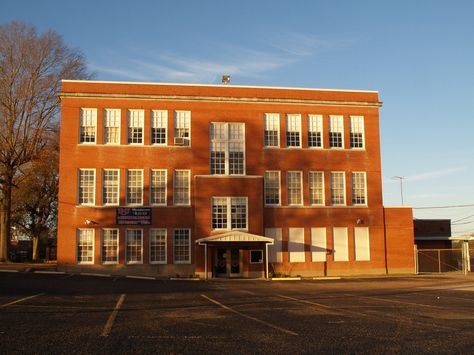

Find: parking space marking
[101,293,126,337]
[201,294,298,336]
[359,295,441,309]
[277,294,364,317]
[1,293,44,308]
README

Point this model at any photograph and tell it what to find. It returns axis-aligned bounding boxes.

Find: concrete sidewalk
[0,262,57,273]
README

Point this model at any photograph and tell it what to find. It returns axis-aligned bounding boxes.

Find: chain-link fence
[416,243,471,274]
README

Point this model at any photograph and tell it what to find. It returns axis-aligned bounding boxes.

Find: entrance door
[231,248,240,274]
[216,248,227,275]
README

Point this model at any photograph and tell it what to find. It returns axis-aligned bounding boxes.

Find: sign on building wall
[116,208,152,225]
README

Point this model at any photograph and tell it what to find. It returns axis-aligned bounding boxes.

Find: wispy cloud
[385,166,468,184]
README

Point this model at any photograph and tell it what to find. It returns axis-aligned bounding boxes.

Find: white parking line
[201,294,298,336]
[1,293,45,308]
[101,294,126,337]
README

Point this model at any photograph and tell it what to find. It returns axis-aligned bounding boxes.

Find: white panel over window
[350,116,365,149]
[333,227,349,261]
[309,171,324,206]
[354,227,370,261]
[286,114,301,148]
[150,229,167,264]
[174,111,191,146]
[126,229,143,264]
[264,113,280,147]
[127,109,144,144]
[287,171,303,205]
[150,169,167,205]
[311,228,327,262]
[77,229,94,264]
[103,169,119,205]
[264,171,280,206]
[352,172,367,206]
[173,170,190,205]
[151,110,168,145]
[79,108,97,144]
[104,109,120,144]
[289,228,305,262]
[210,123,245,175]
[330,172,346,206]
[127,169,143,205]
[329,115,344,148]
[102,229,119,264]
[266,228,282,263]
[308,114,323,148]
[78,169,95,205]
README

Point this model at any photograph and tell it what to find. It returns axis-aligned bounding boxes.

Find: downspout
[382,208,389,275]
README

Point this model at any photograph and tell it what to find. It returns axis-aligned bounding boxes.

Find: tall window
[287,171,302,205]
[173,229,191,264]
[309,171,324,205]
[104,109,120,144]
[126,229,143,264]
[354,227,370,261]
[329,115,344,148]
[150,229,167,264]
[330,172,346,205]
[211,197,247,230]
[308,114,323,148]
[174,111,191,146]
[127,169,143,205]
[79,108,97,143]
[173,170,190,205]
[78,169,95,205]
[350,116,365,149]
[103,169,119,205]
[102,229,119,264]
[77,229,94,264]
[264,171,280,206]
[286,114,301,147]
[127,109,144,144]
[150,169,167,205]
[264,113,280,147]
[210,123,245,175]
[352,172,367,205]
[151,110,167,145]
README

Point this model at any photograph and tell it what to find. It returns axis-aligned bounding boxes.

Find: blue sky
[2,0,473,234]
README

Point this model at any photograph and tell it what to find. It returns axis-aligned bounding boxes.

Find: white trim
[351,171,367,206]
[329,115,344,149]
[125,229,143,264]
[264,170,281,206]
[79,108,97,144]
[286,114,302,148]
[287,171,303,206]
[173,228,191,264]
[174,110,191,147]
[210,122,246,176]
[102,169,120,206]
[150,169,167,206]
[103,108,121,145]
[127,109,145,145]
[309,171,325,206]
[151,110,168,146]
[307,114,324,149]
[126,169,144,206]
[173,169,191,206]
[264,113,280,148]
[330,171,346,206]
[211,196,248,231]
[349,115,365,150]
[77,228,94,264]
[78,168,96,206]
[101,228,119,265]
[149,228,167,264]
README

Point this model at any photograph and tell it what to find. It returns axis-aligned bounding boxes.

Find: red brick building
[57,80,414,278]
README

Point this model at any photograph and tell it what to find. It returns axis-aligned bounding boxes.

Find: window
[127,109,144,144]
[287,171,302,205]
[151,110,168,145]
[330,172,345,205]
[311,228,327,262]
[150,229,167,264]
[329,115,344,148]
[173,229,191,264]
[264,171,280,206]
[78,169,95,205]
[308,114,323,148]
[174,111,191,146]
[77,229,94,264]
[127,169,143,205]
[210,123,245,175]
[104,109,120,144]
[102,229,119,264]
[211,197,248,230]
[333,227,349,261]
[103,169,119,205]
[126,229,143,264]
[173,170,190,205]
[264,113,280,147]
[150,169,167,205]
[288,228,305,262]
[79,108,97,143]
[350,116,365,149]
[352,172,367,205]
[250,250,263,263]
[309,171,324,205]
[266,228,282,263]
[286,114,301,147]
[354,227,370,261]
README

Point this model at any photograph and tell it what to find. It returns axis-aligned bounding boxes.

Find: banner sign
[116,207,152,225]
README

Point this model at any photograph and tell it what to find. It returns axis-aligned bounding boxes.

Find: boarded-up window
[311,228,327,262]
[289,228,305,262]
[266,228,282,263]
[354,227,370,261]
[333,227,348,261]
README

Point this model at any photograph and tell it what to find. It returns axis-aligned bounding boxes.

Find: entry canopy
[196,231,274,245]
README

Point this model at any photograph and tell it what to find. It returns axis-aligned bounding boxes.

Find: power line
[413,204,474,210]
[452,214,474,223]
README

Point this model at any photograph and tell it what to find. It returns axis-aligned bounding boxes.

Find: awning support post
[204,243,208,281]
[265,243,269,280]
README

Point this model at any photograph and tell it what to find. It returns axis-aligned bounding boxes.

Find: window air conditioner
[174,137,185,145]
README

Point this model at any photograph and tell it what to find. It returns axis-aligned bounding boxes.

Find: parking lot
[1,272,473,354]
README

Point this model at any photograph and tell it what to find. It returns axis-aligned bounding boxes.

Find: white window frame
[287,171,303,206]
[78,169,95,206]
[333,227,349,262]
[264,171,281,206]
[173,169,191,206]
[308,114,323,148]
[286,114,302,148]
[173,228,191,264]
[309,171,325,206]
[77,228,94,264]
[126,229,143,264]
[352,172,367,206]
[150,169,167,206]
[127,109,144,145]
[264,113,280,148]
[103,108,121,145]
[354,227,370,261]
[79,108,97,144]
[211,197,248,231]
[174,110,191,146]
[150,228,167,264]
[101,228,119,264]
[250,250,263,264]
[330,171,346,206]
[151,110,168,145]
[210,122,246,175]
[311,227,327,262]
[126,169,143,206]
[329,115,344,149]
[350,116,365,149]
[102,169,120,206]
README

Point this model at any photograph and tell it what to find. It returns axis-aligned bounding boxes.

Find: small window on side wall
[250,250,263,263]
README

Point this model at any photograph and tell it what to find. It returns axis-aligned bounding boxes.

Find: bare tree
[0,22,91,261]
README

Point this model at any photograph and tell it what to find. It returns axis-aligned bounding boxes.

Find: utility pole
[392,176,407,205]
